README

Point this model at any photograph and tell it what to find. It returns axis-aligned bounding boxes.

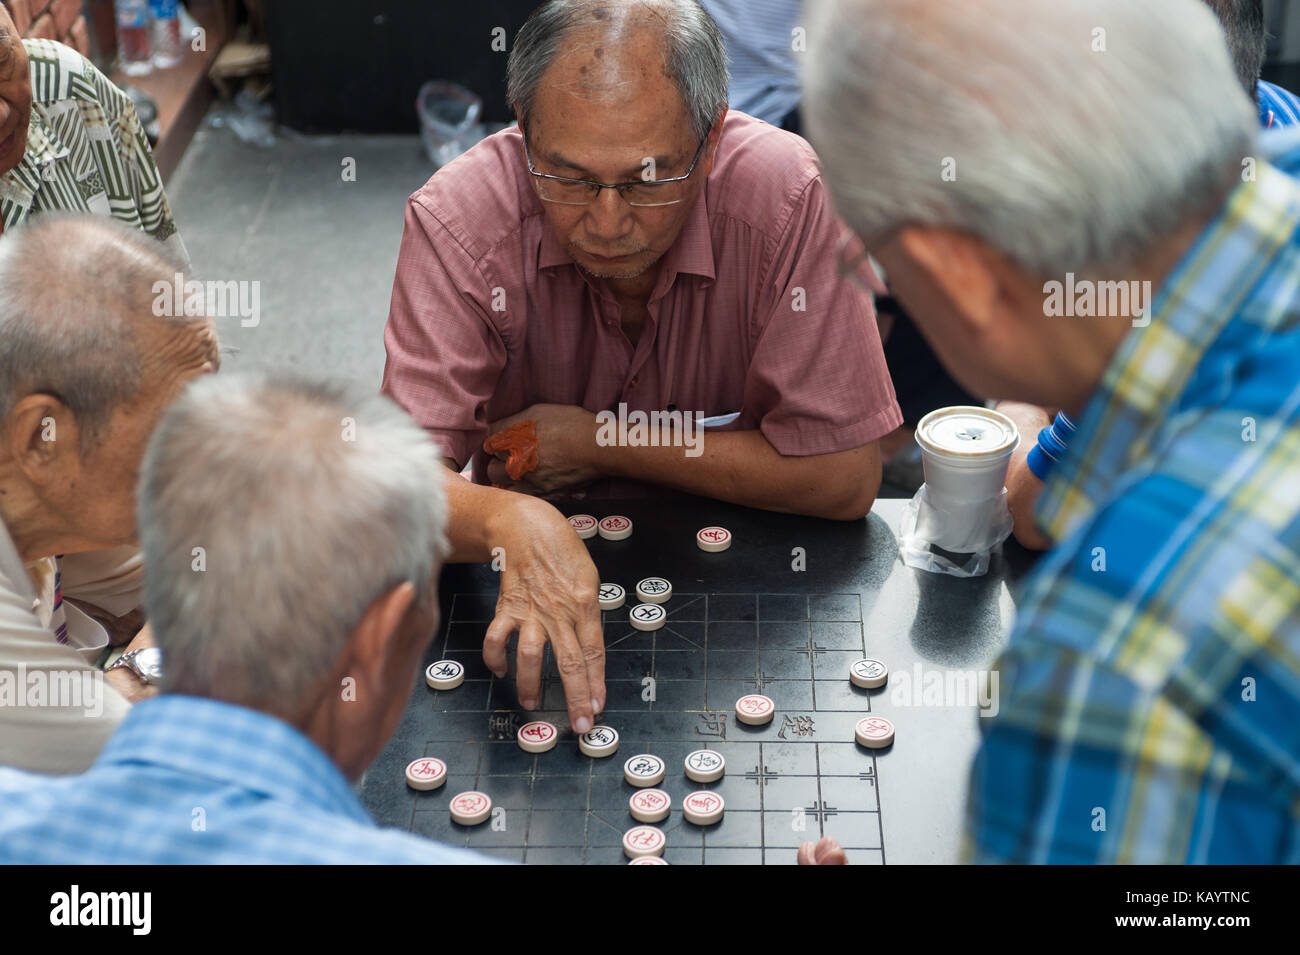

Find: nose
[583,186,634,244]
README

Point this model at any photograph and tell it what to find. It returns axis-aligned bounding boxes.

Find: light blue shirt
[0,694,493,864]
[701,0,803,126]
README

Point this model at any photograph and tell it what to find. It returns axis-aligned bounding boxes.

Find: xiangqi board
[357,498,1031,864]
[365,588,886,864]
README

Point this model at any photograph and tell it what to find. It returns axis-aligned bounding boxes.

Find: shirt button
[629,376,639,386]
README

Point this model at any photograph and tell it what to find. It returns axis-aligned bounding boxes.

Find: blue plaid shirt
[966,129,1300,863]
[1259,79,1300,130]
[0,695,491,864]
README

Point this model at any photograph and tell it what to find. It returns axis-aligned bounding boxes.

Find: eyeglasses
[836,231,886,293]
[522,131,709,207]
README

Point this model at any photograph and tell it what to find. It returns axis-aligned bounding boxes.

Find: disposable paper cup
[914,406,1020,551]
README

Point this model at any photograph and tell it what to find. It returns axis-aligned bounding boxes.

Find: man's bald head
[507,0,727,140]
[0,215,210,451]
[546,3,678,108]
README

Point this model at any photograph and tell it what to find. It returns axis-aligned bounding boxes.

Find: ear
[893,226,1005,340]
[701,108,728,173]
[4,394,81,483]
[336,581,419,691]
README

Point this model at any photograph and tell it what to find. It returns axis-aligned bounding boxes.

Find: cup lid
[915,406,1019,460]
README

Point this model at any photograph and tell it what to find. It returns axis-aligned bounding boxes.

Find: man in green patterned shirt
[0,21,185,262]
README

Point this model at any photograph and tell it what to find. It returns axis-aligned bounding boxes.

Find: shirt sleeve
[380,196,508,470]
[0,573,129,774]
[745,175,902,456]
[87,55,190,267]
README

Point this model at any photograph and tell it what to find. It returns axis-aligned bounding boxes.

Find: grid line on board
[422,591,883,863]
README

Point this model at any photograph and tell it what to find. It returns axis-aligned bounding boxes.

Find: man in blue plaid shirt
[807,0,1300,862]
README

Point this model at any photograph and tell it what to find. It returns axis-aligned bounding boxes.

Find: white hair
[0,214,197,451]
[137,374,448,716]
[803,0,1259,277]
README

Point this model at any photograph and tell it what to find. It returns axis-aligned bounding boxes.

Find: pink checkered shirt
[382,111,901,495]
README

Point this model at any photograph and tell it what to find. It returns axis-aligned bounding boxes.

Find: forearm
[440,461,534,563]
[103,665,152,703]
[592,430,881,520]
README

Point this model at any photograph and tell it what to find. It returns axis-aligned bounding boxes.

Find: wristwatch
[107,647,164,686]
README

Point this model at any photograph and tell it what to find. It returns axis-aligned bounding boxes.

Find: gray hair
[804,0,1259,278]
[138,374,449,717]
[0,214,197,451]
[507,0,729,140]
[1204,0,1267,99]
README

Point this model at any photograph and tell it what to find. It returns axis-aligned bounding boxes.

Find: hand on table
[483,495,606,733]
[797,836,848,865]
[487,404,602,495]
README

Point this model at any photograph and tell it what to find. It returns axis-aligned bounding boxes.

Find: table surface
[358,496,1038,864]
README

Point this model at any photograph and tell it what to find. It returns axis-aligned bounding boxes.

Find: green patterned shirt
[0,39,187,264]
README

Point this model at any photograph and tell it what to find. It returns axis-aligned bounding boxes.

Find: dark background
[268,0,539,132]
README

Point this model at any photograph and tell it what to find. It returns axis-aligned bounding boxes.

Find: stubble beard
[571,243,659,280]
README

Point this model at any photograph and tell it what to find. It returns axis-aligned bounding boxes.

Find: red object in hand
[483,420,540,481]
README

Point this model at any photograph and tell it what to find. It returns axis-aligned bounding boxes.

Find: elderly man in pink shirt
[381,0,901,736]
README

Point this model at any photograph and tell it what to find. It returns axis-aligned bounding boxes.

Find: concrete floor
[166,124,436,386]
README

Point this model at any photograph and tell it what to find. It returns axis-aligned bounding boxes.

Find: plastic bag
[417,81,484,168]
[899,483,1014,578]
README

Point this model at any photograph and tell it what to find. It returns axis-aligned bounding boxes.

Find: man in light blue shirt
[0,374,491,864]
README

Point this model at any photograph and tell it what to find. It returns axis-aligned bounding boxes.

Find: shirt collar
[538,213,577,270]
[1035,155,1300,543]
[655,187,716,284]
[95,695,373,825]
[0,103,70,228]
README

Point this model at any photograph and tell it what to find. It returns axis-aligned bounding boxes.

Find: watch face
[134,647,164,682]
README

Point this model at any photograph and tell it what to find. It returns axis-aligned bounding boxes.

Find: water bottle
[149,0,183,69]
[114,0,153,76]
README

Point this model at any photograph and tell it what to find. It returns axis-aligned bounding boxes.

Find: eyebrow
[544,150,679,180]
